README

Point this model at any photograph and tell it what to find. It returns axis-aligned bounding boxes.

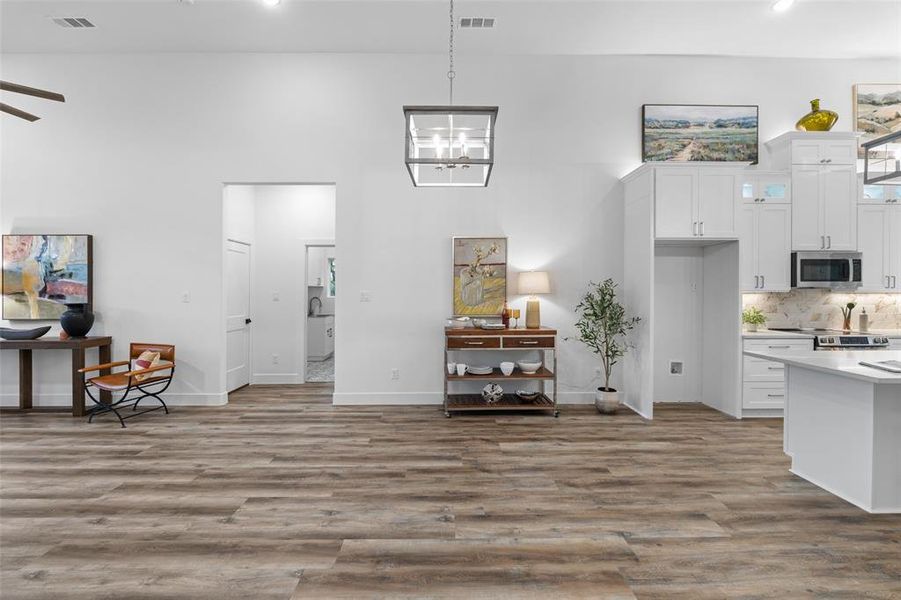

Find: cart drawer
[447,336,500,349]
[502,336,554,349]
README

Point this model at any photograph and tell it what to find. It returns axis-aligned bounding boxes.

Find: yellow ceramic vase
[795,99,838,132]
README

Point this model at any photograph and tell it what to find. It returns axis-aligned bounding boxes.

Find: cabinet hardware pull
[519,341,539,345]
[767,394,785,398]
[760,275,765,288]
[820,235,825,249]
[768,345,791,349]
[700,221,705,236]
[887,276,892,289]
[464,341,484,345]
[693,221,698,236]
[826,235,831,249]
[754,275,760,289]
[894,276,898,289]
[767,366,784,370]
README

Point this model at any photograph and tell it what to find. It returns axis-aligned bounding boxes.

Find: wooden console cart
[444,327,558,417]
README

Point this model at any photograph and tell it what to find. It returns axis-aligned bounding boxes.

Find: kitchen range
[767,328,891,350]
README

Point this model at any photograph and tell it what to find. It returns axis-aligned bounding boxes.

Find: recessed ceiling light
[261,0,281,7]
[771,0,795,12]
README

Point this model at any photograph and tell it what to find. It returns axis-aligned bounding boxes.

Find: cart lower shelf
[444,393,558,417]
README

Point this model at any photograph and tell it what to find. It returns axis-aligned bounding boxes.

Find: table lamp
[517,271,550,329]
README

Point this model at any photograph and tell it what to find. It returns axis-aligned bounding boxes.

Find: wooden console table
[0,336,112,417]
[444,327,558,417]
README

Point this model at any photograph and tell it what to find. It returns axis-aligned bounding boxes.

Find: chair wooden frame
[78,343,175,428]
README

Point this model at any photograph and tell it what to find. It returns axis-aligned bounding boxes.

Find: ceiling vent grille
[50,17,96,28]
[460,17,495,29]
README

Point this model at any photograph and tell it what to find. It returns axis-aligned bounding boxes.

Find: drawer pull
[767,366,784,370]
[768,345,791,349]
[519,341,539,345]
[767,393,785,398]
[464,341,485,346]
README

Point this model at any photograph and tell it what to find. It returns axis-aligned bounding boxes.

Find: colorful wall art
[642,104,759,163]
[854,83,901,158]
[2,235,93,320]
[452,237,507,317]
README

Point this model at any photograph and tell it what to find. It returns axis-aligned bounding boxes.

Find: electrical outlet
[272,354,279,365]
[670,361,683,375]
[391,368,400,380]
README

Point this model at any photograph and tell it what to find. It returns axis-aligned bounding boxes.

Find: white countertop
[743,330,814,339]
[743,350,901,384]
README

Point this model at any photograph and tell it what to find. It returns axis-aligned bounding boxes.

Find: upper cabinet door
[756,204,792,292]
[737,204,758,292]
[791,166,823,250]
[655,169,697,238]
[857,204,891,291]
[791,140,823,165]
[757,174,791,204]
[821,165,857,251]
[697,170,736,238]
[821,141,857,165]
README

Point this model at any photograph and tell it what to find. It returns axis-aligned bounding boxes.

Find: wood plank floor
[2,384,900,599]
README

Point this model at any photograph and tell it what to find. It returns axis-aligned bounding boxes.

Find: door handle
[827,235,831,249]
[693,221,698,236]
[245,318,252,324]
[700,221,705,236]
[820,235,825,249]
[760,275,765,288]
[887,276,892,289]
[754,275,760,289]
[894,276,898,289]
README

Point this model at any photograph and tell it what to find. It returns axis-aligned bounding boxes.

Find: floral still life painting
[2,235,92,320]
[453,237,507,317]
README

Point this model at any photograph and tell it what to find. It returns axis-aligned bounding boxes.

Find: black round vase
[60,304,95,338]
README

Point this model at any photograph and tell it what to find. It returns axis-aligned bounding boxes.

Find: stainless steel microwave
[791,252,862,289]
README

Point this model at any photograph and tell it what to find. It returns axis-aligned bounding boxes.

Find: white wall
[653,246,703,403]
[1,52,895,406]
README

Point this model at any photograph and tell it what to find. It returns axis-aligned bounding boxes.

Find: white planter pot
[746,323,758,332]
[595,389,622,414]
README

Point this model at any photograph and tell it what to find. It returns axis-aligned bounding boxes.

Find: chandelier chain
[448,0,455,105]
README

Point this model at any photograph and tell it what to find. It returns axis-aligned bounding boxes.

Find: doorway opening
[222,183,337,393]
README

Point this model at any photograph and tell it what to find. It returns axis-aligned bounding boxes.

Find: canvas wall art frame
[853,83,901,159]
[642,104,759,163]
[452,236,507,317]
[2,234,93,320]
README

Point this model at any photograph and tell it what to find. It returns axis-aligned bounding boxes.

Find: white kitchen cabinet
[889,338,901,350]
[858,204,901,291]
[741,338,813,413]
[739,202,792,292]
[307,315,335,361]
[790,138,857,166]
[860,183,901,205]
[654,167,736,239]
[791,164,857,251]
[738,173,790,205]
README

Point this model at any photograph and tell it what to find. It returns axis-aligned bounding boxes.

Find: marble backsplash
[742,290,901,330]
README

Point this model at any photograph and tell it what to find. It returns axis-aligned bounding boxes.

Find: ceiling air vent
[460,17,495,29]
[50,17,96,28]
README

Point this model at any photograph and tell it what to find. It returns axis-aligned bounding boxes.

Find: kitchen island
[743,350,901,514]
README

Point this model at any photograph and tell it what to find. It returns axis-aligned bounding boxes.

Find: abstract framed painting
[642,104,759,163]
[452,236,507,317]
[853,83,901,158]
[2,234,93,320]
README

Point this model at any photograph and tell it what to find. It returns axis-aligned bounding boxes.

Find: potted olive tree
[572,279,640,414]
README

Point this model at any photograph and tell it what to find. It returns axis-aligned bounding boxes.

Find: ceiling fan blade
[0,103,40,122]
[0,81,65,103]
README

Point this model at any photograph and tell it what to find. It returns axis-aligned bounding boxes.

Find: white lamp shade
[518,271,550,295]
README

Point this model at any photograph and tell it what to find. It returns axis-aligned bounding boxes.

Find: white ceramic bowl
[500,362,515,376]
[516,361,542,374]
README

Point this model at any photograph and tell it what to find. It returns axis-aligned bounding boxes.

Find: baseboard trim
[251,373,302,385]
[0,392,228,408]
[333,391,603,406]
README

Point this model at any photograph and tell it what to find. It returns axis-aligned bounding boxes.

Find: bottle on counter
[859,308,869,333]
[501,302,510,328]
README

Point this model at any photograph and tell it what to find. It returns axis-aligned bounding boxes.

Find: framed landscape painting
[642,104,759,163]
[853,83,901,158]
[2,234,93,320]
[452,236,507,317]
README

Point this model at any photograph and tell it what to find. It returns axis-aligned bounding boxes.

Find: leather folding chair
[79,343,175,427]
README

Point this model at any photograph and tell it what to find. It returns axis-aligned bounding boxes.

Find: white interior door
[226,240,251,392]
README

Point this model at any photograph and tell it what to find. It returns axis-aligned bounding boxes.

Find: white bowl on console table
[516,361,542,375]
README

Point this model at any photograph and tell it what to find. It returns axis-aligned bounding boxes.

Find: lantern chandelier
[403,0,498,187]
